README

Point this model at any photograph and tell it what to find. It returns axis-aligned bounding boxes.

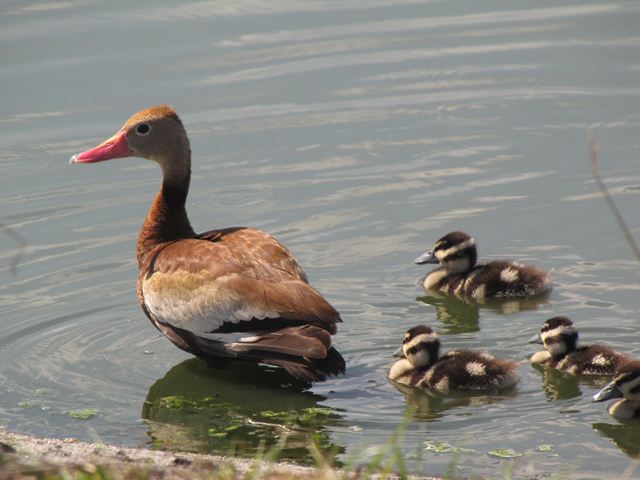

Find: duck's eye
[136,123,151,136]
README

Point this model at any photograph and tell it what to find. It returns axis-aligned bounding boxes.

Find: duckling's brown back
[552,344,632,377]
[418,350,518,393]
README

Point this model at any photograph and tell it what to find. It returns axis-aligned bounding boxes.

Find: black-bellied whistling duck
[70,105,345,382]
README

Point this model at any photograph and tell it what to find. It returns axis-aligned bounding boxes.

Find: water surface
[2,1,640,478]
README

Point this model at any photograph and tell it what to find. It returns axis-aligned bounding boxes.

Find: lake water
[2,1,640,478]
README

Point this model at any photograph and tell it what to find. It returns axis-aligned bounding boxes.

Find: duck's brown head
[70,105,190,171]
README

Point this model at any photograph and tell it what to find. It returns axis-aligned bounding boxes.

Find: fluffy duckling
[529,316,632,376]
[388,325,518,394]
[593,361,640,420]
[415,231,551,298]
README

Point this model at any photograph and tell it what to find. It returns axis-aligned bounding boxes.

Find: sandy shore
[0,427,344,479]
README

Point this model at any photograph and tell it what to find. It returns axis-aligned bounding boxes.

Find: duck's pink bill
[70,129,131,164]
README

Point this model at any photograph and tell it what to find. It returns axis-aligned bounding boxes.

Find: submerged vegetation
[66,409,99,420]
[141,359,345,464]
[144,393,343,464]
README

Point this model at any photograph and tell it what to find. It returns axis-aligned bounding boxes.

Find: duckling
[593,361,640,420]
[388,325,518,394]
[529,316,632,376]
[415,231,551,298]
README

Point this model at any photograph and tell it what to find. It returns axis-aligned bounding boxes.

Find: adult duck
[70,105,345,382]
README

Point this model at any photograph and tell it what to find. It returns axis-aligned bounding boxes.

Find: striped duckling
[388,325,518,394]
[593,361,640,420]
[529,316,632,376]
[415,231,551,299]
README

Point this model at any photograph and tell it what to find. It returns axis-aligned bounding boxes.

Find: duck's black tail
[153,320,346,382]
[226,325,346,382]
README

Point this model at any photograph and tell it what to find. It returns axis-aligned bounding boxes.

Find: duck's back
[427,261,550,298]
[197,227,308,282]
[138,227,340,335]
[418,349,518,393]
[549,345,631,376]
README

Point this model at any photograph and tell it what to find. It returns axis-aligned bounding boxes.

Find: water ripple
[215,5,628,47]
[128,0,429,21]
[197,39,640,86]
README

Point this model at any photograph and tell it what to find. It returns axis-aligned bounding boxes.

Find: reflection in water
[0,221,27,274]
[533,364,582,401]
[417,291,550,334]
[593,422,640,459]
[142,359,345,463]
[531,364,610,402]
[391,381,517,421]
[417,293,480,334]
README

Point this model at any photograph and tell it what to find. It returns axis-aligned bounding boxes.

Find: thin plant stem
[588,131,640,263]
[0,221,27,274]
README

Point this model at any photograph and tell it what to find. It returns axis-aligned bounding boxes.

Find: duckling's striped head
[539,316,578,356]
[593,361,640,403]
[415,231,477,274]
[402,325,440,368]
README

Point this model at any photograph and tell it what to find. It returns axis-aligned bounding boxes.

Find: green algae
[487,448,523,459]
[67,409,98,420]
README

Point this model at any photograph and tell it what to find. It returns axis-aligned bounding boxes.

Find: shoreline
[0,427,438,479]
[0,427,337,479]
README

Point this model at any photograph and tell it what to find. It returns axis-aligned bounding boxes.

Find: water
[2,0,640,477]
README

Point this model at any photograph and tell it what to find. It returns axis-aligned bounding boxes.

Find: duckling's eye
[136,123,151,136]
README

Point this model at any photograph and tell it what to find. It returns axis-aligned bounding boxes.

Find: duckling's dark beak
[393,346,405,358]
[414,250,438,265]
[528,332,543,344]
[592,381,624,402]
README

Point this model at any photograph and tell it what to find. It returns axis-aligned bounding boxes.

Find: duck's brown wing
[136,232,344,381]
[139,237,340,335]
[198,227,308,283]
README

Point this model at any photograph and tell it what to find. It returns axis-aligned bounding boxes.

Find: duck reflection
[593,422,640,459]
[531,364,610,402]
[417,291,550,334]
[532,364,582,401]
[142,358,345,463]
[391,381,517,421]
